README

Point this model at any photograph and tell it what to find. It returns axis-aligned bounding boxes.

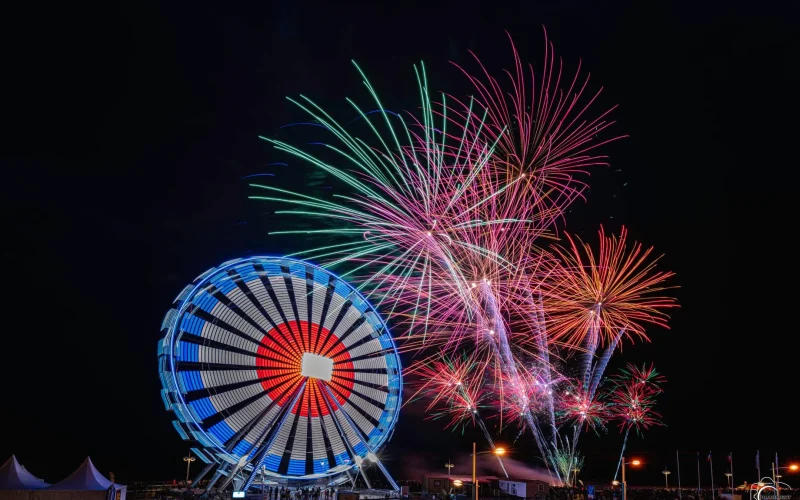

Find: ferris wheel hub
[301,353,334,381]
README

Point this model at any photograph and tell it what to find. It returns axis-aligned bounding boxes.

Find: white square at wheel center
[301,352,333,381]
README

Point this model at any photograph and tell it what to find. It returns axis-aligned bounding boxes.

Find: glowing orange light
[789,464,799,472]
[494,448,506,456]
[631,459,642,466]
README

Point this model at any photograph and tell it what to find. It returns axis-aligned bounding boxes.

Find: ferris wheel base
[199,462,399,494]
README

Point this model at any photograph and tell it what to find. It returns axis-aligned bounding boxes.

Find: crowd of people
[261,486,338,500]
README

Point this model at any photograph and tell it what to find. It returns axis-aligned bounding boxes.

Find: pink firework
[449,29,625,223]
[492,361,556,430]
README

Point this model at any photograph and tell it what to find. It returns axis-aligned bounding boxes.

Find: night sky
[3,0,798,489]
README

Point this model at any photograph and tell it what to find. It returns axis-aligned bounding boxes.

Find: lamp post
[663,468,672,489]
[621,457,641,500]
[471,443,506,500]
[446,460,455,476]
[770,464,799,498]
[183,452,196,490]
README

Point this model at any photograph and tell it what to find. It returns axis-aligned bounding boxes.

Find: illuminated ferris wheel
[158,256,402,491]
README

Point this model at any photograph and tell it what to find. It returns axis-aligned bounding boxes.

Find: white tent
[0,455,50,490]
[48,457,126,499]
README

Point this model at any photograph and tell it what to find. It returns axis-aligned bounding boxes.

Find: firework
[607,363,665,434]
[407,351,490,432]
[607,363,666,480]
[558,383,610,432]
[542,226,677,349]
[450,29,624,223]
[252,32,675,485]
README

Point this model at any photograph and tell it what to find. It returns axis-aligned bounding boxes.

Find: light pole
[663,468,671,489]
[183,452,196,490]
[471,443,506,500]
[770,464,799,497]
[446,460,455,476]
[621,457,641,500]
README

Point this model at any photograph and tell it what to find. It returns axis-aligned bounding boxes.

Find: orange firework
[543,226,677,349]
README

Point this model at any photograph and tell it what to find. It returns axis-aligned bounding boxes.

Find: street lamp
[471,443,506,500]
[183,452,196,490]
[446,460,455,476]
[771,463,799,496]
[663,468,672,489]
[621,457,641,500]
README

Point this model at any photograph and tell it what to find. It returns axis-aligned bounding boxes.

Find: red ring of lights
[255,320,354,416]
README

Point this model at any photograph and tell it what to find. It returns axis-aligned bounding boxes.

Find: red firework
[542,226,677,349]
[558,382,610,431]
[606,363,665,434]
[406,351,490,431]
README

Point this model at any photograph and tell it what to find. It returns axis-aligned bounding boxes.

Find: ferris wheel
[158,256,402,491]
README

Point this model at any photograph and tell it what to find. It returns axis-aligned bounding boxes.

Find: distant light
[489,329,495,335]
[631,460,642,466]
[367,452,378,462]
[427,232,432,236]
[494,448,506,456]
[453,480,464,487]
[612,481,620,486]
[233,493,246,498]
[790,464,799,471]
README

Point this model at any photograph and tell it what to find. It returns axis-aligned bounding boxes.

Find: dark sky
[3,0,798,489]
